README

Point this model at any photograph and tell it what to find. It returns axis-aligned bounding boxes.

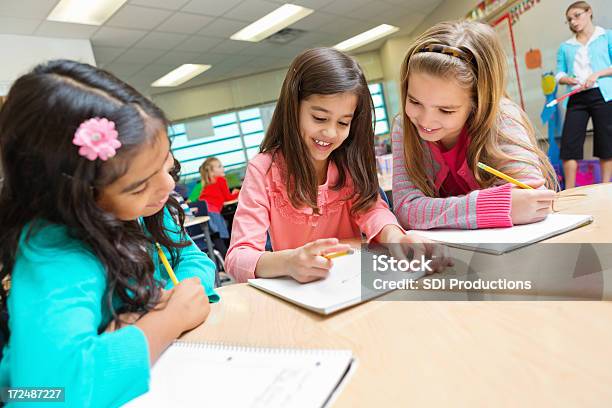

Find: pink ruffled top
[225,152,401,282]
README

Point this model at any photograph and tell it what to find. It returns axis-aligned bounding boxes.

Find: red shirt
[199,176,239,213]
[438,127,471,197]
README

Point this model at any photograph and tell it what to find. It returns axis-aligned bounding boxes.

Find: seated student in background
[0,60,218,407]
[198,157,239,257]
[392,20,557,231]
[226,48,450,284]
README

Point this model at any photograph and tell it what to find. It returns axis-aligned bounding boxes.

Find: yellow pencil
[477,162,533,189]
[324,248,355,260]
[156,243,179,285]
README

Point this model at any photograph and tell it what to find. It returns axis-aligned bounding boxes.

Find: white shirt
[556,26,605,88]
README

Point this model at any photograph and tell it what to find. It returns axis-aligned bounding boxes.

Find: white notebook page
[124,342,354,408]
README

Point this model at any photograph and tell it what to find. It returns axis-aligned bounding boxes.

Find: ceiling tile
[223,0,280,22]
[0,17,40,35]
[321,0,371,15]
[104,62,148,79]
[93,46,128,65]
[134,31,189,50]
[154,50,201,65]
[91,27,148,48]
[156,12,214,34]
[318,17,373,36]
[208,39,251,54]
[114,48,168,64]
[181,0,243,17]
[383,0,442,14]
[347,1,395,21]
[196,18,246,38]
[289,11,336,31]
[0,0,57,19]
[191,52,229,65]
[129,64,178,82]
[105,5,173,30]
[34,21,99,39]
[269,0,330,10]
[128,0,190,10]
[175,35,224,53]
[290,31,335,46]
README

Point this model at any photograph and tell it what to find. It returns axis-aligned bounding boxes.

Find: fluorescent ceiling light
[47,0,128,25]
[151,64,212,87]
[334,24,400,52]
[230,4,313,42]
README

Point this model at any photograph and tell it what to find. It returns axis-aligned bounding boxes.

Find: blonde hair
[399,20,557,197]
[199,157,220,188]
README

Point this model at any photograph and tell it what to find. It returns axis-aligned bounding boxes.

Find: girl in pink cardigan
[226,48,449,283]
[393,21,558,231]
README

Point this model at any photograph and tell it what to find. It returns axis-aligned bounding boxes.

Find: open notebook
[248,250,421,315]
[124,341,356,408]
[407,213,593,255]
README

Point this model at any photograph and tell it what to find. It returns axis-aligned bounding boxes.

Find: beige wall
[0,34,95,96]
[378,0,476,118]
[153,50,383,122]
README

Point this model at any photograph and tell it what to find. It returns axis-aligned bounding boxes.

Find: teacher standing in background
[556,1,612,189]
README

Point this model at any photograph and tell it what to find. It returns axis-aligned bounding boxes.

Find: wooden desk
[182,184,612,406]
[184,285,612,406]
[545,183,612,243]
[184,215,210,228]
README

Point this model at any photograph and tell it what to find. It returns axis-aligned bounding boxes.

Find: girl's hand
[584,73,599,88]
[231,188,240,195]
[559,76,580,86]
[380,226,452,274]
[166,277,211,332]
[286,238,352,283]
[510,181,555,225]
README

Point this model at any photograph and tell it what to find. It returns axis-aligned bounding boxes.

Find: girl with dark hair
[0,60,218,406]
[226,48,449,283]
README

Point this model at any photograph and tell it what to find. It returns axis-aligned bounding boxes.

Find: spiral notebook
[123,341,356,408]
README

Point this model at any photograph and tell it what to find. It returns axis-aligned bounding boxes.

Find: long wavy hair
[0,60,188,335]
[260,47,379,214]
[399,21,557,197]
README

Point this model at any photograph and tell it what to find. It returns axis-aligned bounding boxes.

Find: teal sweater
[0,211,219,407]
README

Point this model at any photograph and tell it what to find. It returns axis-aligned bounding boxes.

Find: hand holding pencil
[478,162,556,225]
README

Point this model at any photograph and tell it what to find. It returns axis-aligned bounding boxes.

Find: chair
[185,201,228,286]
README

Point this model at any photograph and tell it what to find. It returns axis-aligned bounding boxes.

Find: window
[369,83,389,135]
[170,82,389,183]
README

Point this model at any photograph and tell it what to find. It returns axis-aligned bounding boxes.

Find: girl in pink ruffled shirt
[226,48,449,283]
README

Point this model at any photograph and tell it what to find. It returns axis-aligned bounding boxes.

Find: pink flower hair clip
[72,117,121,161]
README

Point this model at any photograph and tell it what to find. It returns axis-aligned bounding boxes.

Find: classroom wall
[0,35,96,95]
[152,51,384,122]
[379,0,476,118]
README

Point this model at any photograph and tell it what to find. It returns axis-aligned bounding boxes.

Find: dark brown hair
[0,60,187,336]
[260,47,378,214]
